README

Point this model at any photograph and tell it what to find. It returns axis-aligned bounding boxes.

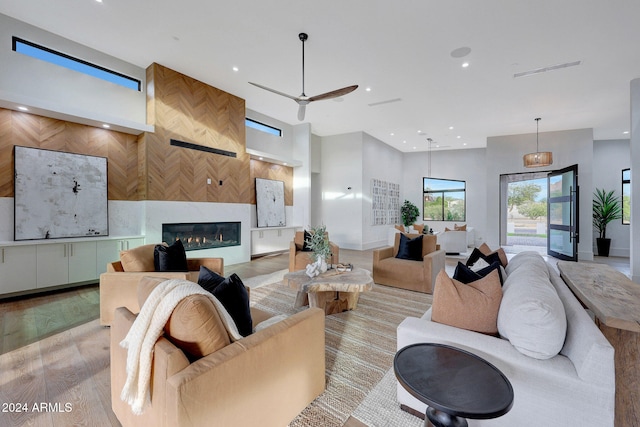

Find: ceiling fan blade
[249,82,299,101]
[297,104,306,121]
[308,85,358,102]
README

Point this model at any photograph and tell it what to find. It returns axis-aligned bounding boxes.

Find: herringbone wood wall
[250,159,293,206]
[139,63,251,203]
[0,108,138,200]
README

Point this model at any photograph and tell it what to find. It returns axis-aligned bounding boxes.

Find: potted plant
[401,200,420,229]
[593,188,622,257]
[304,224,331,272]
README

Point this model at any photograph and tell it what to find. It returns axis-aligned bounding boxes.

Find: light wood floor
[0,249,632,427]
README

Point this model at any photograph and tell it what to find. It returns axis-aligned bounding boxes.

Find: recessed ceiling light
[232,66,239,72]
[457,135,461,139]
[403,140,407,144]
[390,132,394,136]
[366,87,372,92]
[259,157,264,160]
[95,0,103,3]
[412,146,417,150]
[449,126,454,130]
[283,162,288,166]
[451,46,471,58]
[463,143,467,146]
[17,106,28,111]
[623,131,629,134]
[462,62,470,68]
[102,124,110,128]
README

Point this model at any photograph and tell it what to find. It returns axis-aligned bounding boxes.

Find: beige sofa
[289,231,339,271]
[372,233,445,294]
[111,285,325,427]
[99,243,224,326]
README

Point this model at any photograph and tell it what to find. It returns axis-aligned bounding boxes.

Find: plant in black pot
[593,188,622,257]
[400,200,420,229]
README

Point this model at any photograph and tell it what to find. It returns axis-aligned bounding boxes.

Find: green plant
[400,200,419,227]
[304,224,331,262]
[593,188,622,239]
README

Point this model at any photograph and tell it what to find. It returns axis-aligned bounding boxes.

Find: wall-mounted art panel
[371,178,400,225]
[255,178,285,227]
[14,146,108,240]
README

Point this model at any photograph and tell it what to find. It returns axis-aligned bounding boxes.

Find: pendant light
[523,117,553,168]
[427,138,433,176]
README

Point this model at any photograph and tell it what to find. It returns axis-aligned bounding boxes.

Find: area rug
[248,277,432,427]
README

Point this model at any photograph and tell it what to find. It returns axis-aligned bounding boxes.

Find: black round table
[394,343,514,427]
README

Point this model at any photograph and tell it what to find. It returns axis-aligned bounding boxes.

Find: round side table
[394,343,514,427]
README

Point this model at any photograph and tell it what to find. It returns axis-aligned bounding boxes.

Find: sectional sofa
[397,252,615,426]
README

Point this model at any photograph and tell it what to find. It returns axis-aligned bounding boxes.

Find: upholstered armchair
[110,278,325,427]
[99,243,224,326]
[289,231,339,272]
[372,233,445,294]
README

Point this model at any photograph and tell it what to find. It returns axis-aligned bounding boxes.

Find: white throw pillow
[498,265,567,359]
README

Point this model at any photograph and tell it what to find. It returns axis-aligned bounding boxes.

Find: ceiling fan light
[523,151,553,168]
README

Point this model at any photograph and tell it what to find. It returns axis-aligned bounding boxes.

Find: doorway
[500,164,579,260]
[500,172,549,255]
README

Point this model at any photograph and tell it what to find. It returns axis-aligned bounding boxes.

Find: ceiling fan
[249,32,358,121]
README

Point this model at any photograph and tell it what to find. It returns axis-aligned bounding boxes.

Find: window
[245,118,282,137]
[423,177,466,221]
[12,37,141,91]
[623,168,630,225]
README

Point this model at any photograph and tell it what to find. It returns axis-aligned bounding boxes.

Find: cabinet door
[0,245,37,295]
[36,244,69,288]
[96,240,121,275]
[124,238,145,250]
[68,241,97,283]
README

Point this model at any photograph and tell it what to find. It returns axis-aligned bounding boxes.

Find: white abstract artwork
[371,179,400,225]
[14,146,109,240]
[256,178,286,227]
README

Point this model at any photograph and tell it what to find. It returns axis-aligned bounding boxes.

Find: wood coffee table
[283,267,374,315]
[394,343,514,427]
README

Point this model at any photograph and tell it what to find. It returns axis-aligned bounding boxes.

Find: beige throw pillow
[431,269,503,335]
[120,243,164,272]
[137,276,231,360]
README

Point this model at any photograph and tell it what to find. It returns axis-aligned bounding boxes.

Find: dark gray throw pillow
[454,261,505,285]
[396,233,424,261]
[154,239,188,272]
[465,247,501,268]
[197,267,253,337]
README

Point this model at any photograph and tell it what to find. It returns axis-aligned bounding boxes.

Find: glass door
[547,165,579,260]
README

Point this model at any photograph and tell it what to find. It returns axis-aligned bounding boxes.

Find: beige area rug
[248,277,432,427]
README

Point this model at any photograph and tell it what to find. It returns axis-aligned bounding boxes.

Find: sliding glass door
[547,165,579,261]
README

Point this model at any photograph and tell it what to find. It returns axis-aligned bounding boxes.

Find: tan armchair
[372,233,445,294]
[111,304,325,427]
[289,231,339,272]
[99,243,224,326]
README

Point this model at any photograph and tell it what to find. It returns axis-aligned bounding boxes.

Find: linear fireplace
[162,222,241,251]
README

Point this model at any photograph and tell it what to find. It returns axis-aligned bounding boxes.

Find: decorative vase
[596,238,611,257]
[317,258,328,274]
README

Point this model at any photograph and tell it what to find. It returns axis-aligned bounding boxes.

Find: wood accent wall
[138,63,250,203]
[250,159,294,206]
[0,108,138,200]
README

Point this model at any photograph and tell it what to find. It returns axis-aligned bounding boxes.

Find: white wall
[630,78,640,281]
[0,13,147,132]
[320,132,364,249]
[593,139,630,257]
[362,133,404,249]
[486,128,594,260]
[402,148,488,245]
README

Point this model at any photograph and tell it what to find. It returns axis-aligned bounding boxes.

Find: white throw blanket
[119,279,242,415]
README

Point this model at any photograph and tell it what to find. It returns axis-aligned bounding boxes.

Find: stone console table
[557,261,640,427]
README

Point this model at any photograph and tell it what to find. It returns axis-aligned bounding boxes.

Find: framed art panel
[14,146,109,240]
[255,178,286,227]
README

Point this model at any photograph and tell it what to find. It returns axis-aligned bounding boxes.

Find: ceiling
[2,0,640,152]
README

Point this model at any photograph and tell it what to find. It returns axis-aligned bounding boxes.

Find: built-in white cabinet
[251,227,298,256]
[0,245,37,294]
[96,238,145,275]
[0,236,145,297]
